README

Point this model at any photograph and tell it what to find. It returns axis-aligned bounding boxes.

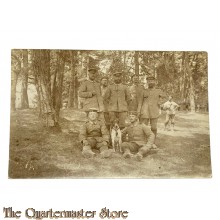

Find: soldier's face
[88,112,98,121]
[148,79,155,88]
[101,79,108,87]
[129,115,137,123]
[89,71,96,81]
[114,76,121,84]
[133,76,139,84]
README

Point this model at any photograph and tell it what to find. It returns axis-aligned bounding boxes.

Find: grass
[8,109,211,178]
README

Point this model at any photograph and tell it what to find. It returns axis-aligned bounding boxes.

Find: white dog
[111,119,122,153]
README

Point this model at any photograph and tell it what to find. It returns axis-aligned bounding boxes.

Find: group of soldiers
[78,67,173,161]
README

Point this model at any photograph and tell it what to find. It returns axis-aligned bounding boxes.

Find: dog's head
[111,119,120,130]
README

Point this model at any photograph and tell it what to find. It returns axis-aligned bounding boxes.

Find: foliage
[11,50,208,119]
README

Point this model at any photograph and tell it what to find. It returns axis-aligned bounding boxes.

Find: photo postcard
[9,49,211,178]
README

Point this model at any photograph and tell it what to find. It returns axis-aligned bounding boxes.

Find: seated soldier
[121,111,155,161]
[79,108,113,158]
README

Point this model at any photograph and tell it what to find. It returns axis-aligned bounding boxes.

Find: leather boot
[82,145,95,158]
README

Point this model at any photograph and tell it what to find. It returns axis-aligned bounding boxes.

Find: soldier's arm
[174,102,180,109]
[121,127,128,141]
[158,89,167,105]
[142,124,155,147]
[137,90,144,115]
[103,87,111,104]
[101,124,110,143]
[162,102,168,110]
[125,86,132,104]
[78,123,87,143]
[78,82,93,98]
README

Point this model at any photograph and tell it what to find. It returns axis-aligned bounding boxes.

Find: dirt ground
[8,109,212,178]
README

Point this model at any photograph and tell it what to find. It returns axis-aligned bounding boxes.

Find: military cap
[88,108,99,112]
[113,72,122,77]
[100,75,109,80]
[88,67,97,72]
[128,111,138,116]
[146,75,156,80]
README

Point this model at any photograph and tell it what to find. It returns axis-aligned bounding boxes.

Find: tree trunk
[134,51,139,76]
[68,51,76,108]
[34,75,42,117]
[11,71,19,111]
[183,52,196,112]
[20,49,29,109]
[32,50,56,126]
[54,52,65,122]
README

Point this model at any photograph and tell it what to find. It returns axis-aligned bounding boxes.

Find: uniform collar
[130,121,139,127]
[88,78,95,83]
[88,120,98,125]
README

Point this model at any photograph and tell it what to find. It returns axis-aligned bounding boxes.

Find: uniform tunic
[79,120,110,143]
[163,101,179,115]
[129,84,144,111]
[138,88,165,119]
[122,122,155,147]
[104,83,131,112]
[79,79,104,112]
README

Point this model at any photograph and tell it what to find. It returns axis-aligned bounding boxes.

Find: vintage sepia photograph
[9,49,211,178]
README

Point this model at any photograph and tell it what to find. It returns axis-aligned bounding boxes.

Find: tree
[68,50,78,108]
[11,50,21,111]
[134,51,139,76]
[32,49,66,127]
[20,49,29,109]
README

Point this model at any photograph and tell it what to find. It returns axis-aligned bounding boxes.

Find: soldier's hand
[103,141,108,145]
[82,140,89,146]
[92,91,96,96]
[143,144,151,149]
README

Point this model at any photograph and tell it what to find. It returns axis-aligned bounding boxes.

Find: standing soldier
[104,72,131,129]
[163,95,179,131]
[137,76,165,148]
[129,75,144,111]
[79,108,113,158]
[100,76,110,128]
[79,68,104,121]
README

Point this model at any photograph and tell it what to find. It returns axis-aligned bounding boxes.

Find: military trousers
[85,137,109,152]
[109,111,127,129]
[140,117,158,140]
[165,114,175,126]
[121,142,150,156]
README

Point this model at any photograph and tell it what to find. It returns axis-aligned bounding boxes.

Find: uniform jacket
[101,85,109,112]
[122,122,155,147]
[79,79,104,112]
[163,101,179,115]
[78,120,109,143]
[104,83,131,112]
[129,84,144,111]
[137,88,165,118]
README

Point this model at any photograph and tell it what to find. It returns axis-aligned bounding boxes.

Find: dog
[110,119,122,153]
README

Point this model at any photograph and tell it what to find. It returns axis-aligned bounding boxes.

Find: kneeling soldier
[121,111,155,161]
[79,108,113,158]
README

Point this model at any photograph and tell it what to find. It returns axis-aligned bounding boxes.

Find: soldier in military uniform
[129,75,144,111]
[121,111,155,161]
[100,76,110,128]
[79,108,113,158]
[137,76,165,148]
[79,68,104,121]
[163,95,179,131]
[104,72,131,129]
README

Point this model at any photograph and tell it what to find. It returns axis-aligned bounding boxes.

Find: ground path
[9,109,211,178]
